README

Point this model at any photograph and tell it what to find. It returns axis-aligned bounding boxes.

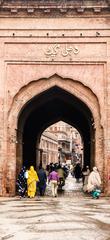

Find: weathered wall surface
[0,0,110,195]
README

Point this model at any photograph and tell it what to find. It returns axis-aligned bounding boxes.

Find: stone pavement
[0,195,110,240]
[0,175,110,240]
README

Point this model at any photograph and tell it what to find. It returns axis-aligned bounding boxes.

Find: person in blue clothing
[37,165,47,196]
[16,166,27,197]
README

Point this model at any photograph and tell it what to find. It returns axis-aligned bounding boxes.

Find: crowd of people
[16,162,69,198]
[16,161,102,199]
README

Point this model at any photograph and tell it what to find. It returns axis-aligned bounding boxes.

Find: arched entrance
[7,74,103,195]
[18,86,94,170]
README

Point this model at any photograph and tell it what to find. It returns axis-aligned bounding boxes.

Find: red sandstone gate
[0,0,110,196]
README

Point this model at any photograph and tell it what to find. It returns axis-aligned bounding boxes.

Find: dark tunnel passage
[17,86,95,170]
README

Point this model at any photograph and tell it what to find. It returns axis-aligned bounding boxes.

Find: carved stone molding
[0,0,110,16]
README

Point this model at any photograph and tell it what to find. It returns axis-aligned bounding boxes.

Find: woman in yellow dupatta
[27,166,39,198]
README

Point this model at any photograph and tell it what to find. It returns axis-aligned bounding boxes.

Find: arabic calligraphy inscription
[44,44,79,58]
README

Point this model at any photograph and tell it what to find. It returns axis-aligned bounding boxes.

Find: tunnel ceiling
[18,86,93,141]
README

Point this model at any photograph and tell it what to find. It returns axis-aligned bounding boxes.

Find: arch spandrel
[7,64,104,121]
[8,74,101,130]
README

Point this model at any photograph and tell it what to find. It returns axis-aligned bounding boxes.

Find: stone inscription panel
[5,42,106,61]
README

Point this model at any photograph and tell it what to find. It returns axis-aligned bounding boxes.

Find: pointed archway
[17,86,94,171]
[7,74,103,195]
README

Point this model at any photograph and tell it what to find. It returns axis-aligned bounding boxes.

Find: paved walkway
[0,175,110,240]
[62,172,83,195]
[46,173,83,197]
